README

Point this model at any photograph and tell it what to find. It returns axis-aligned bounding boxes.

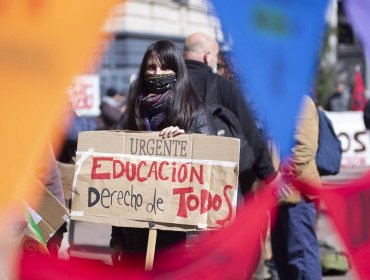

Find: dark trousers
[120,228,186,269]
[271,199,322,280]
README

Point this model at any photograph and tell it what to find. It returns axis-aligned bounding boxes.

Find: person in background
[58,108,97,164]
[272,95,322,280]
[183,32,276,193]
[110,40,216,268]
[98,87,126,130]
[34,142,67,258]
[184,32,277,280]
[350,65,367,111]
[325,83,349,112]
[363,98,370,130]
[217,52,237,81]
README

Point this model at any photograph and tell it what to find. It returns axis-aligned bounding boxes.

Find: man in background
[98,88,126,130]
[325,83,349,112]
[183,32,276,191]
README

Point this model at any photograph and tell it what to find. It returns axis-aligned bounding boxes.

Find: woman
[110,40,216,267]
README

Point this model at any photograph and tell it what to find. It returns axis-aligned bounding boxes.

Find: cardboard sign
[68,74,101,117]
[71,131,240,231]
[24,178,70,243]
[327,111,370,167]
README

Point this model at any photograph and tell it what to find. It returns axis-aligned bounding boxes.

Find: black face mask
[144,73,176,94]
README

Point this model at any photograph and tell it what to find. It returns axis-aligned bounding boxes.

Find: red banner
[19,174,370,279]
[320,177,370,279]
[20,185,277,279]
[294,175,370,280]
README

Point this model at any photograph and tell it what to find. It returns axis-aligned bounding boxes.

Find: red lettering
[187,194,199,211]
[213,194,222,211]
[91,157,113,179]
[178,164,188,183]
[172,162,177,182]
[147,161,158,180]
[173,185,234,226]
[216,185,233,226]
[113,159,125,179]
[200,189,213,214]
[173,187,193,218]
[190,165,204,185]
[125,162,136,182]
[158,161,169,181]
[137,161,147,182]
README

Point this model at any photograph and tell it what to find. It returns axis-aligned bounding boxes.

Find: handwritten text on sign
[71,132,240,230]
[68,75,100,116]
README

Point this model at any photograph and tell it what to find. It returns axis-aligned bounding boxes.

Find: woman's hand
[159,126,185,138]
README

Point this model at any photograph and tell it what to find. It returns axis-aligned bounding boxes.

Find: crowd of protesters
[30,32,369,279]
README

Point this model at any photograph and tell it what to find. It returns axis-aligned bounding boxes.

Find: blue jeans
[271,199,322,280]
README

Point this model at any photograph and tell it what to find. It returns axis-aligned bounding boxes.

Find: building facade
[97,0,221,94]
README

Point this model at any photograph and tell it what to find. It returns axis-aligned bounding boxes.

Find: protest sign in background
[327,111,370,168]
[71,131,240,230]
[68,75,101,117]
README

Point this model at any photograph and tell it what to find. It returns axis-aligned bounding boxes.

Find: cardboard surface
[71,131,240,231]
[24,178,70,242]
[57,161,75,201]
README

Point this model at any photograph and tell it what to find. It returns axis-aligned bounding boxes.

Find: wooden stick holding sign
[145,229,157,271]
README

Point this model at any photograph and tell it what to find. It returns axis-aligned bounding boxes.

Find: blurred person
[363,98,370,130]
[217,52,237,81]
[184,32,277,280]
[325,83,349,111]
[98,87,126,130]
[272,95,322,280]
[58,105,97,164]
[110,40,217,268]
[183,32,276,194]
[350,66,367,111]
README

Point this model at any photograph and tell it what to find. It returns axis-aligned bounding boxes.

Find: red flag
[294,175,370,280]
[19,185,277,279]
[320,175,370,279]
[154,184,277,279]
[351,66,367,111]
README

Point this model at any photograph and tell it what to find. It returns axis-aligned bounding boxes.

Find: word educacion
[91,157,204,184]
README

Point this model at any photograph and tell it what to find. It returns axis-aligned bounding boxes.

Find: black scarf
[144,73,176,94]
[141,90,172,131]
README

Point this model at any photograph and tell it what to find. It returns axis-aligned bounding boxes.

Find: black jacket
[186,60,276,183]
[111,104,216,252]
[364,99,370,129]
[187,104,217,135]
[118,103,217,135]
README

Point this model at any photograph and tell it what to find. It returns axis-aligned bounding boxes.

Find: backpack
[319,241,350,276]
[205,75,255,173]
[315,109,342,176]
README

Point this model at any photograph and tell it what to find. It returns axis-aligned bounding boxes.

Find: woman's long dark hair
[125,40,201,131]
